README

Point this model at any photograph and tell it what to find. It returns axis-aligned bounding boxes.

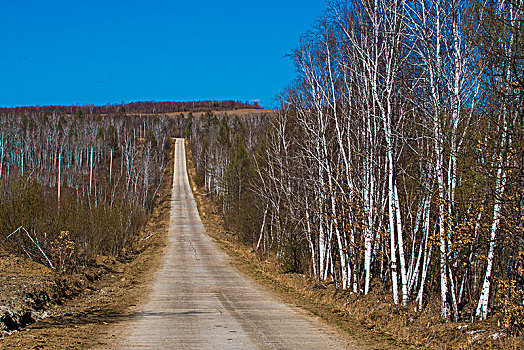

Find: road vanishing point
[98,138,356,349]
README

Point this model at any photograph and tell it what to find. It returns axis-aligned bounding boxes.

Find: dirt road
[97,138,356,349]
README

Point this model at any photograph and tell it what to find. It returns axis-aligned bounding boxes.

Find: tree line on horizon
[188,0,524,333]
[0,100,261,116]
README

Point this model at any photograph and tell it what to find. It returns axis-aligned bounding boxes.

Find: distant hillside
[0,100,261,115]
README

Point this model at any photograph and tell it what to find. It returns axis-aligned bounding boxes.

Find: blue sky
[0,0,328,109]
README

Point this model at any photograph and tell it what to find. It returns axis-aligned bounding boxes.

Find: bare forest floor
[185,142,524,350]
[0,144,174,349]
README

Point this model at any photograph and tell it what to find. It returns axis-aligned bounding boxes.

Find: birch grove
[0,109,172,270]
[188,0,524,329]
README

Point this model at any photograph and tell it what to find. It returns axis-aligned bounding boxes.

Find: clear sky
[0,0,328,109]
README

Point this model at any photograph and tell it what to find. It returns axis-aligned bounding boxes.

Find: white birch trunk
[476,155,507,320]
[388,150,399,305]
[0,144,4,181]
[58,152,61,211]
[394,181,408,306]
[255,205,268,252]
[89,146,94,194]
[363,166,374,294]
[109,147,113,181]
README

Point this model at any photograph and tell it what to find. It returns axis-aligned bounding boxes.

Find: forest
[0,109,175,271]
[0,98,262,273]
[187,0,524,334]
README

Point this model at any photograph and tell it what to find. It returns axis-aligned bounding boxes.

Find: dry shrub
[497,277,524,335]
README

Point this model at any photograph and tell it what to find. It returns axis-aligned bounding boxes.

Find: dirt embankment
[185,141,524,350]
[0,143,175,349]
